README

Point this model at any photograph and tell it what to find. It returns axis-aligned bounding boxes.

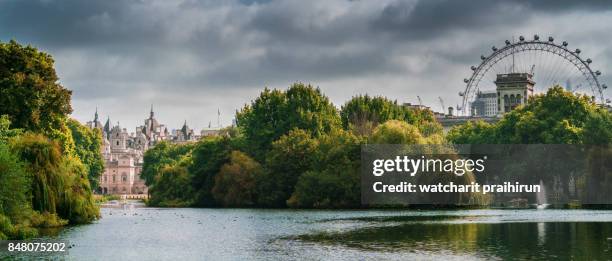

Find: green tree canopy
[257,129,319,207]
[10,133,98,224]
[189,136,233,206]
[212,151,262,207]
[448,87,612,144]
[370,120,425,144]
[148,165,193,207]
[67,119,104,189]
[0,40,72,133]
[0,142,28,221]
[236,83,340,156]
[340,95,436,136]
[446,120,497,144]
[142,141,194,186]
[288,129,363,208]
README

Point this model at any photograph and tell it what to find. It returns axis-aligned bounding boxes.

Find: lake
[14,201,612,260]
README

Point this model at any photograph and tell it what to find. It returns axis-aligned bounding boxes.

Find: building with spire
[86,108,103,130]
[138,105,170,146]
[98,122,148,195]
[87,106,208,195]
[173,120,196,143]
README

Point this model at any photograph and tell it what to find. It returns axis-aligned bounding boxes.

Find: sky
[1,0,611,132]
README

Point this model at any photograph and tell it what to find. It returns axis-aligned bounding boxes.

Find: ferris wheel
[460,35,609,115]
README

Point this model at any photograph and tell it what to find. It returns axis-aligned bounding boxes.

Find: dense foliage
[0,41,101,239]
[67,119,105,189]
[0,40,75,154]
[340,95,435,136]
[144,83,443,209]
[236,83,340,157]
[447,87,612,144]
[212,151,262,207]
[288,129,363,208]
[141,141,194,186]
[0,40,72,132]
[148,165,193,207]
[142,84,612,210]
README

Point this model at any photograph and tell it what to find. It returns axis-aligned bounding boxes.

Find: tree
[67,119,104,189]
[0,41,100,238]
[583,109,612,144]
[370,120,425,144]
[236,88,287,155]
[340,95,438,137]
[0,40,72,134]
[148,165,193,207]
[10,133,99,224]
[189,136,232,206]
[288,129,363,208]
[236,83,340,156]
[447,86,611,145]
[141,141,194,186]
[497,86,604,144]
[0,142,28,221]
[1,116,70,239]
[447,120,496,144]
[212,151,262,207]
[446,87,612,206]
[285,83,340,137]
[257,129,318,207]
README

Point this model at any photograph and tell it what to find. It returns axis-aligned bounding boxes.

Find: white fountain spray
[536,179,549,209]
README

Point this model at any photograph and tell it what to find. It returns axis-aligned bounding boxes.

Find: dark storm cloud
[517,0,612,12]
[372,0,520,40]
[372,0,612,40]
[0,0,610,130]
[0,0,160,47]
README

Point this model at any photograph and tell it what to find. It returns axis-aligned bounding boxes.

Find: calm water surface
[15,201,612,260]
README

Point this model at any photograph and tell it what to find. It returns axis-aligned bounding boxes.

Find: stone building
[173,120,199,143]
[86,108,103,130]
[139,106,170,146]
[88,107,206,195]
[99,123,148,195]
[496,73,534,116]
[470,91,498,117]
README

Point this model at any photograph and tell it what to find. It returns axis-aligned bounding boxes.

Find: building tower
[496,73,534,115]
[103,116,112,139]
[87,107,103,130]
[110,123,128,152]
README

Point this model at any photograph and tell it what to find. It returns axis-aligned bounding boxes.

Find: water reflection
[14,206,612,260]
[296,221,612,259]
[537,222,546,245]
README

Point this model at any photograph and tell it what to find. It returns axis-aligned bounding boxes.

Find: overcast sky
[1,0,611,132]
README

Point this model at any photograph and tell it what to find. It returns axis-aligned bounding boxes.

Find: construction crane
[438,97,445,112]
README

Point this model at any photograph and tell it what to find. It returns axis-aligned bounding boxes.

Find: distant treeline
[0,41,103,239]
[143,80,611,208]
